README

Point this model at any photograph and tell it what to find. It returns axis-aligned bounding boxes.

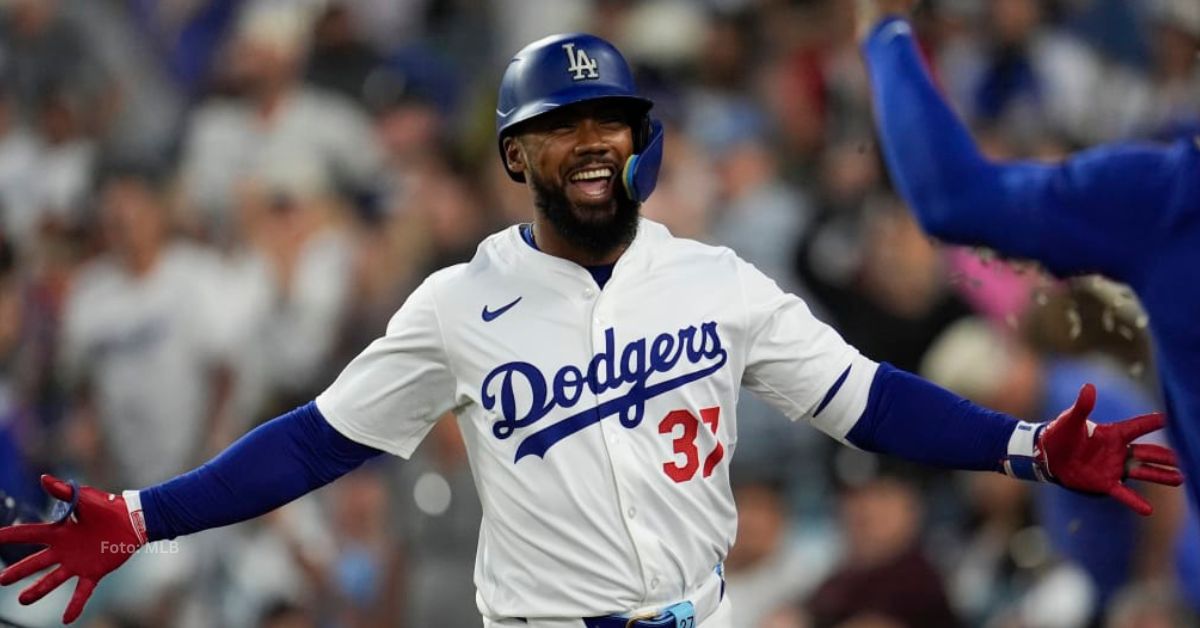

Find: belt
[582,566,724,628]
[582,601,697,628]
[489,567,726,628]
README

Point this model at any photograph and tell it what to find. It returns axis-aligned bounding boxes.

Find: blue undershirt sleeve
[863,16,1193,284]
[139,402,383,541]
[846,363,1017,472]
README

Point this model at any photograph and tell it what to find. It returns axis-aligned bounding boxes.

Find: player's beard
[529,168,640,259]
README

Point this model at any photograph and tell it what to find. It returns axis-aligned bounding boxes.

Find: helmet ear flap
[622,118,664,204]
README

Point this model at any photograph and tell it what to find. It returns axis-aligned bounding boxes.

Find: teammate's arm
[860,13,1198,283]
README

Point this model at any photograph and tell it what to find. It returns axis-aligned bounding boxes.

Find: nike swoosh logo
[482,297,522,322]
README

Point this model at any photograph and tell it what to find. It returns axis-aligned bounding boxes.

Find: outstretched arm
[843,364,1180,515]
[141,402,382,539]
[861,14,1197,283]
[737,256,1181,515]
[0,403,382,623]
[0,273,456,623]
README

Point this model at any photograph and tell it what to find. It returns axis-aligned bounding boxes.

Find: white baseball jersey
[316,218,878,621]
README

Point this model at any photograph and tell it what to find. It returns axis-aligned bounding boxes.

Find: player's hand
[0,475,145,624]
[1038,384,1182,516]
[854,0,918,43]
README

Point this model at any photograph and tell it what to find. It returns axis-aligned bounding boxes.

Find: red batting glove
[1035,384,1183,516]
[0,475,146,624]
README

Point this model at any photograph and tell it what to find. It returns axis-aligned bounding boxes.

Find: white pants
[483,596,733,628]
[700,595,732,627]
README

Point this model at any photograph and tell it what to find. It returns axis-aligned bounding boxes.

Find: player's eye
[598,115,627,128]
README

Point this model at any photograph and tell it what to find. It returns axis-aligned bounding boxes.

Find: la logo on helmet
[562,43,599,81]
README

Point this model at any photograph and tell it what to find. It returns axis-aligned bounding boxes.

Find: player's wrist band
[123,490,149,546]
[1002,421,1051,482]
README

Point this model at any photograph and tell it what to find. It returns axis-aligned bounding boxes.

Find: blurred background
[0,0,1197,626]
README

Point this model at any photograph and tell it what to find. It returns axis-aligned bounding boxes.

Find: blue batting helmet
[495,33,664,203]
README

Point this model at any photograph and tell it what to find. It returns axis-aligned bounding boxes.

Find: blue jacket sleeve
[139,402,383,541]
[846,363,1018,471]
[863,16,1197,285]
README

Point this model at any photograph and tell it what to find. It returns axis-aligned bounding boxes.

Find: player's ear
[503,136,527,177]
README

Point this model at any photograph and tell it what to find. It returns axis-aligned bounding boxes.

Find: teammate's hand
[854,0,918,43]
[1038,384,1182,515]
[0,475,145,624]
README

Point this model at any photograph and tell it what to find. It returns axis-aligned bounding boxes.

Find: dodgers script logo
[482,322,728,461]
[562,42,599,81]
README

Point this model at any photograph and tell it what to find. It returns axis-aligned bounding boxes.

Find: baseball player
[857,2,1200,510]
[0,33,1183,627]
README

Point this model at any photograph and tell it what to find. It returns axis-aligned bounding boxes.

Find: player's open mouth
[567,165,616,203]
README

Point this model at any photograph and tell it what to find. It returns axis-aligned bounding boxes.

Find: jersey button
[627,506,637,519]
[650,577,660,589]
[583,288,596,298]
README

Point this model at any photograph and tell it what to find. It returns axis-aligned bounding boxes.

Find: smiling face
[504,99,643,258]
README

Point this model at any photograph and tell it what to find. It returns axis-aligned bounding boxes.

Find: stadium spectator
[60,164,235,486]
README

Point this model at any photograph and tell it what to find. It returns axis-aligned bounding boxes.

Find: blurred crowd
[0,0,1197,626]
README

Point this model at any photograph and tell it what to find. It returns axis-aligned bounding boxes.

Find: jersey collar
[503,217,666,286]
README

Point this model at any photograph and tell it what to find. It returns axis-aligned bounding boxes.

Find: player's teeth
[571,168,612,181]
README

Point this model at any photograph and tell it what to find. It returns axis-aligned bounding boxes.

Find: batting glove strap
[1002,421,1051,482]
[122,490,149,546]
